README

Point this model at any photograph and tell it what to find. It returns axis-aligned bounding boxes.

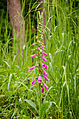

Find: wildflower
[31,49,35,51]
[43,69,48,76]
[44,76,49,81]
[31,79,36,86]
[31,54,37,58]
[44,83,49,89]
[38,47,40,50]
[41,87,44,93]
[39,41,44,44]
[41,71,43,74]
[42,45,45,48]
[42,52,47,56]
[42,56,47,62]
[32,43,37,45]
[28,66,35,72]
[38,75,42,83]
[45,65,48,69]
[42,48,46,51]
[41,62,48,69]
[41,62,45,68]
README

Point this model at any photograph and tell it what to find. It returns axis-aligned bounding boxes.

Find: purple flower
[44,83,49,89]
[44,76,49,81]
[31,54,37,58]
[28,66,35,72]
[31,79,36,86]
[43,69,48,76]
[41,62,48,69]
[42,45,45,48]
[39,41,44,44]
[42,52,47,56]
[42,56,47,62]
[41,62,45,68]
[32,43,37,45]
[38,47,40,50]
[45,65,48,69]
[41,71,43,74]
[42,48,46,51]
[41,87,44,93]
[38,75,42,83]
[31,49,35,51]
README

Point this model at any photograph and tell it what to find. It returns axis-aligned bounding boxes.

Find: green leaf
[8,73,12,90]
[25,99,37,111]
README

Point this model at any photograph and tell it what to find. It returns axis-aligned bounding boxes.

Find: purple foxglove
[42,48,46,51]
[28,66,35,72]
[31,54,37,58]
[41,87,44,93]
[31,79,36,86]
[31,49,35,51]
[44,76,49,81]
[42,56,47,62]
[38,47,40,50]
[39,41,44,44]
[41,62,48,69]
[42,45,45,48]
[45,65,48,69]
[44,83,49,89]
[41,62,45,68]
[32,43,37,45]
[40,42,44,45]
[41,71,43,74]
[43,69,48,76]
[42,52,47,56]
[38,75,42,83]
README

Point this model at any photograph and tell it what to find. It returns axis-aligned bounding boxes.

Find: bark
[8,0,26,56]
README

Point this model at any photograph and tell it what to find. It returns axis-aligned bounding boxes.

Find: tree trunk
[8,0,26,56]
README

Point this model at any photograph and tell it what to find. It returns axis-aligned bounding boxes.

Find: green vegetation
[0,0,79,119]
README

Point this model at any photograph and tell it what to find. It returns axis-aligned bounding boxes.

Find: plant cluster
[28,37,49,93]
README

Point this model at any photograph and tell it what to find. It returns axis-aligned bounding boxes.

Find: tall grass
[0,0,79,118]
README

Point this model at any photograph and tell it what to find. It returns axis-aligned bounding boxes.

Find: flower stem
[39,83,41,119]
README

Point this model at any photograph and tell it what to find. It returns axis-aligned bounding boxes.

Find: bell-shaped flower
[41,71,43,74]
[38,74,42,83]
[38,47,40,50]
[42,48,46,51]
[41,87,44,93]
[42,45,45,48]
[31,49,35,51]
[32,43,37,45]
[45,65,48,69]
[43,69,48,76]
[31,54,37,58]
[44,76,49,81]
[41,62,48,69]
[42,52,47,56]
[39,41,44,44]
[31,79,36,86]
[42,56,47,62]
[44,83,49,89]
[28,66,35,72]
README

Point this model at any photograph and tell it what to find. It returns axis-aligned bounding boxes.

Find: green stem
[39,83,41,119]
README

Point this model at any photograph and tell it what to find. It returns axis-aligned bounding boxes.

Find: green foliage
[0,0,79,119]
